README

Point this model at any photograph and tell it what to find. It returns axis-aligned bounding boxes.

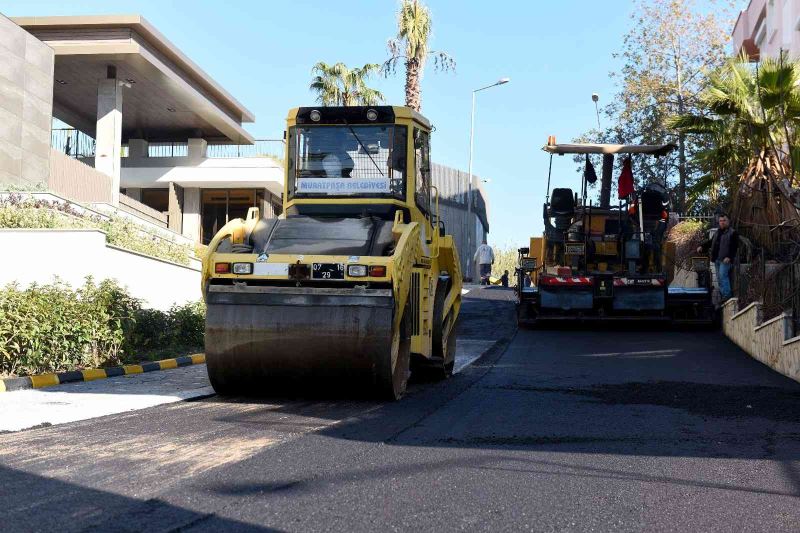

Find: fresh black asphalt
[2,287,800,532]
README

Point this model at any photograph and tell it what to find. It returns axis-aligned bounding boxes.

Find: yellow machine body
[202,106,462,399]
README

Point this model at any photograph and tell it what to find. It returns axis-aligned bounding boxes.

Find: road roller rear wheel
[377,304,411,400]
[427,284,456,380]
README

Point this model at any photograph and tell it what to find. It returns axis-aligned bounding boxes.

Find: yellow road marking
[30,374,59,388]
[81,368,107,381]
[159,359,178,370]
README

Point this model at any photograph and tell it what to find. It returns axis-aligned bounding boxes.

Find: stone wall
[723,298,800,383]
[0,15,54,188]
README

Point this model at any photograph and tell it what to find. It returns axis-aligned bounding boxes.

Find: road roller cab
[202,106,463,399]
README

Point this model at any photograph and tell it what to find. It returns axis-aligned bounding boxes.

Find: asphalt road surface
[2,287,800,532]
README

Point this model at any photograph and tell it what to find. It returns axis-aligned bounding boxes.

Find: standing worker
[473,240,495,285]
[697,213,739,302]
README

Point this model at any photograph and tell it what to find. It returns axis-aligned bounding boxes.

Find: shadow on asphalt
[0,465,276,533]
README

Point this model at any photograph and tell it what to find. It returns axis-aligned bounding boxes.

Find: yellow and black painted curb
[0,354,205,393]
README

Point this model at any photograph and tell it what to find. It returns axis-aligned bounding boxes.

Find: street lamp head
[591,93,599,102]
[498,77,510,85]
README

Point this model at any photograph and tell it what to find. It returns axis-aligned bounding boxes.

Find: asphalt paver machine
[201,106,462,400]
[516,140,714,325]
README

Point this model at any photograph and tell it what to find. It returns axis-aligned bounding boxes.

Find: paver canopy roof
[542,143,676,156]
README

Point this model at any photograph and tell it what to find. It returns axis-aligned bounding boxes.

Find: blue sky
[1,1,735,247]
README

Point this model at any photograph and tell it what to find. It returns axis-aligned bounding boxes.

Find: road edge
[0,354,206,392]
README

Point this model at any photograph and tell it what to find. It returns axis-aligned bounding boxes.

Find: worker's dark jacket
[700,227,739,262]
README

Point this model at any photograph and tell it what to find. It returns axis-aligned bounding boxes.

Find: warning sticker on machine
[254,263,289,276]
[296,178,390,195]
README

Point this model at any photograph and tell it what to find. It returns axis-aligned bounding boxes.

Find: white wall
[0,229,202,310]
[118,157,284,197]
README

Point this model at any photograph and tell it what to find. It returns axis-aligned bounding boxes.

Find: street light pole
[592,93,601,130]
[467,77,509,281]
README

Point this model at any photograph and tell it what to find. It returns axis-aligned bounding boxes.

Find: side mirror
[518,247,530,255]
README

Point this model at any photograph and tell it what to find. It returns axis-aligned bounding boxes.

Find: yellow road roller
[202,106,462,399]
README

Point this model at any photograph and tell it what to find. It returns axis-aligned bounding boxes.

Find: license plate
[312,263,344,280]
[253,263,289,276]
[633,278,653,286]
[565,243,585,255]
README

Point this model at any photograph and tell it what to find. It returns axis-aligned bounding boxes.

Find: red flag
[617,157,634,199]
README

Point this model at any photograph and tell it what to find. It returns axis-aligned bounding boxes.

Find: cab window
[414,128,431,214]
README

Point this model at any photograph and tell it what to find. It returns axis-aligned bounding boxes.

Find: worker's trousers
[715,260,732,300]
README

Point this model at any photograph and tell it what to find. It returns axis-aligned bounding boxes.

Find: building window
[201,188,265,244]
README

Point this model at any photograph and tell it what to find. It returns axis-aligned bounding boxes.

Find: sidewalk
[0,365,213,432]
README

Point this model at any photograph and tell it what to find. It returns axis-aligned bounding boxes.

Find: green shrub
[127,301,205,357]
[0,194,194,265]
[101,215,192,265]
[0,278,205,377]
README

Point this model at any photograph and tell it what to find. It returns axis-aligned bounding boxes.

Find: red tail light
[215,263,230,274]
[369,265,387,277]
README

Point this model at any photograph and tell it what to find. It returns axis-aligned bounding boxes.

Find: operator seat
[638,187,670,271]
[543,188,576,242]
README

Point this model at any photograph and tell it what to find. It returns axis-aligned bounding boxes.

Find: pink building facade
[732,0,800,61]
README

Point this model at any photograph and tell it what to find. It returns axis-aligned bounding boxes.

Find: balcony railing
[148,142,187,158]
[51,130,285,161]
[51,128,96,158]
[206,139,285,159]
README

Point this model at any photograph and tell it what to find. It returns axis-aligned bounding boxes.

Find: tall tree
[578,0,733,212]
[383,0,455,111]
[309,62,385,106]
[669,53,800,209]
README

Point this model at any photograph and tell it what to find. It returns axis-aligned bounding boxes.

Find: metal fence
[206,139,285,159]
[51,128,96,158]
[50,129,286,161]
[147,142,187,158]
[733,251,800,334]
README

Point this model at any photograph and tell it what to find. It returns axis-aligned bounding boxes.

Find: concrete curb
[0,354,206,393]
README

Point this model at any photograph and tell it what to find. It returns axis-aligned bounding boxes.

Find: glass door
[201,189,265,244]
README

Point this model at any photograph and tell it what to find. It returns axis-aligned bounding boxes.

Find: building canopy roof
[14,15,255,144]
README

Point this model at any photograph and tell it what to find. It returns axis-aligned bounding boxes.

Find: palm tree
[309,62,385,106]
[668,53,800,208]
[384,0,455,111]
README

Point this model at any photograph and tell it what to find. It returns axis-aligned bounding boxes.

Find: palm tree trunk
[405,58,421,111]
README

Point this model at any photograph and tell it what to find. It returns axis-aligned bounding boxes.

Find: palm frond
[666,114,720,134]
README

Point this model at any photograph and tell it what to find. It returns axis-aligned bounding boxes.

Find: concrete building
[0,14,54,187]
[6,14,282,244]
[732,0,800,60]
[430,163,490,277]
